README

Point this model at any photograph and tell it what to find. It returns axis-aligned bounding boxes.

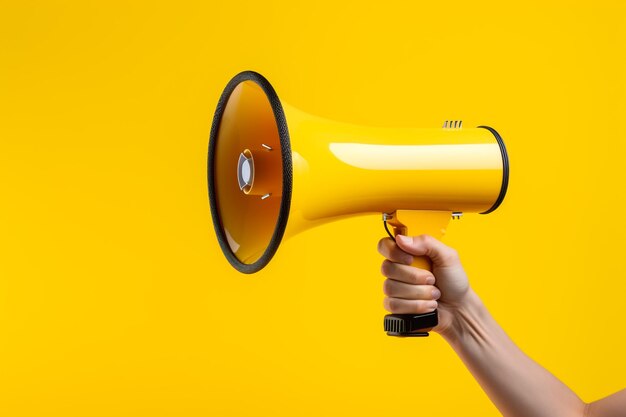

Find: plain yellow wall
[1,1,625,416]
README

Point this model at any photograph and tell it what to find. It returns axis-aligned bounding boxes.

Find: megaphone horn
[208,71,509,337]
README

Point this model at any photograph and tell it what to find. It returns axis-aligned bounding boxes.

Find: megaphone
[208,71,509,337]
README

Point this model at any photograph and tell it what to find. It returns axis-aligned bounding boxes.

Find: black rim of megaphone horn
[208,71,293,274]
[477,125,510,215]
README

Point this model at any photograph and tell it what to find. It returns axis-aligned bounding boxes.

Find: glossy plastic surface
[283,104,504,239]
[211,74,506,268]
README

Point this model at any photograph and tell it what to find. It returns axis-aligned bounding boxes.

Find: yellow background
[1,1,625,416]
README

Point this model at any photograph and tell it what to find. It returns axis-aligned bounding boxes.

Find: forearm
[439,289,586,417]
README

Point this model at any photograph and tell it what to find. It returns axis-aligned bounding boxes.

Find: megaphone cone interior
[208,71,509,274]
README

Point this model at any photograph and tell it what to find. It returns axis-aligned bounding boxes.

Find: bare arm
[377,234,625,417]
[440,288,586,417]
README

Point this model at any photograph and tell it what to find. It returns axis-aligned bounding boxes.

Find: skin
[378,234,625,417]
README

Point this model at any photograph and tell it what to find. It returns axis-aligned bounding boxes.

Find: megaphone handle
[383,212,440,337]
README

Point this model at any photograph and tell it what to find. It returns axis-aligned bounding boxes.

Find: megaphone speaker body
[208,71,509,336]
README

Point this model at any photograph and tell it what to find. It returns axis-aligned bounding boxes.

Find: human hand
[377,234,472,335]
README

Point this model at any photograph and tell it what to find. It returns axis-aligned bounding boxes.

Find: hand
[377,234,472,335]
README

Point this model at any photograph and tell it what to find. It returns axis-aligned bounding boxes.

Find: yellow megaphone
[208,71,509,337]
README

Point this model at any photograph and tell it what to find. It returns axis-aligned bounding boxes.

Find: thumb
[395,234,460,268]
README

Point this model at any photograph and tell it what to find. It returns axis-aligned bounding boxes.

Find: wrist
[437,288,488,345]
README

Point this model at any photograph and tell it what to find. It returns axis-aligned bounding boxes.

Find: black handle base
[384,310,438,337]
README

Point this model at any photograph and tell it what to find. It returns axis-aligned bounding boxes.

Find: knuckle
[377,238,386,254]
[410,268,433,285]
[382,280,392,296]
[377,238,393,256]
[409,268,423,284]
[388,298,401,313]
[442,247,459,263]
[420,234,433,243]
[380,259,392,277]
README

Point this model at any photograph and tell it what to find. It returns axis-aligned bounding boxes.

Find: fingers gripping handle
[383,250,439,337]
[383,211,447,337]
